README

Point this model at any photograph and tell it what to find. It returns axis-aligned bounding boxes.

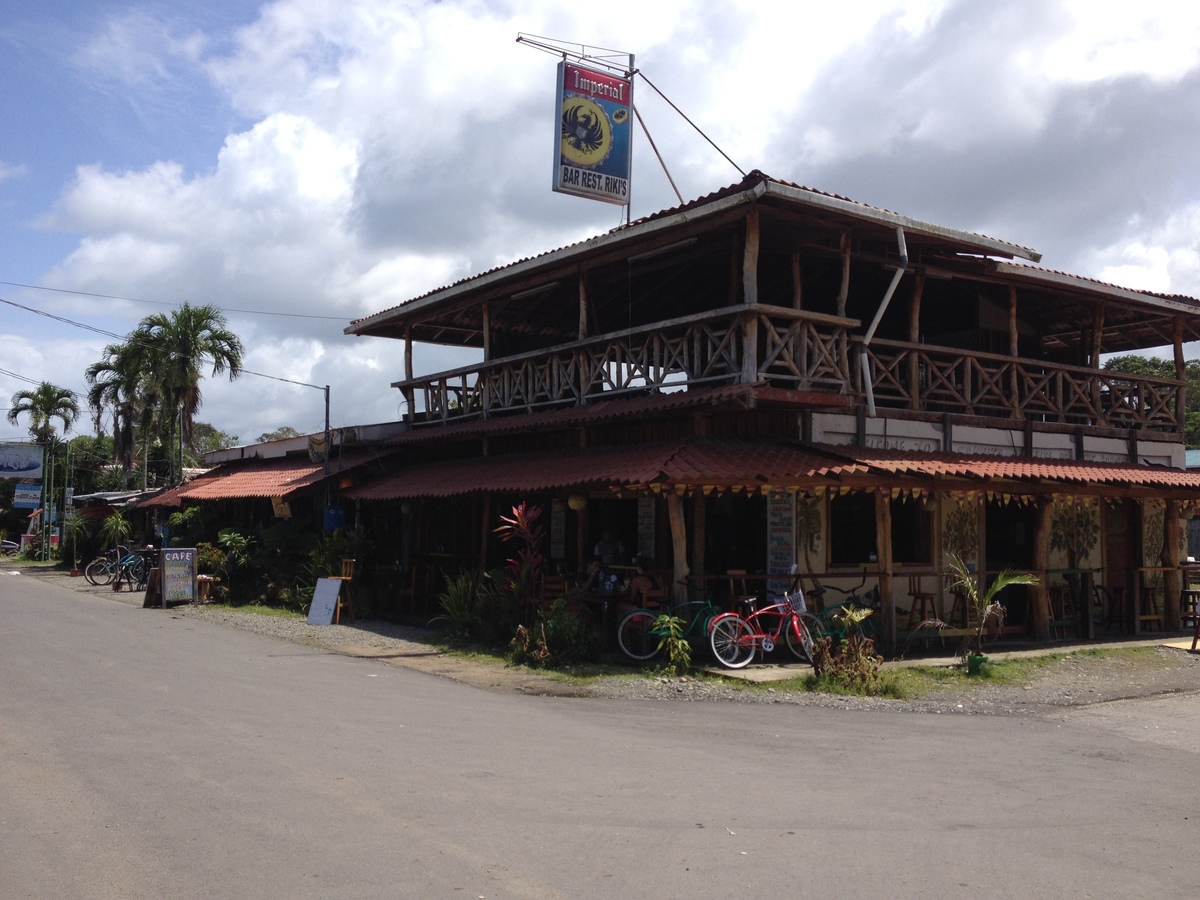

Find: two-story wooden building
[343,171,1200,649]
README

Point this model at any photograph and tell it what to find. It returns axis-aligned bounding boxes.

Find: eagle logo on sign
[560,97,612,167]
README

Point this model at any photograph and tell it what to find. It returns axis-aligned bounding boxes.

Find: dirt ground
[15,563,1200,713]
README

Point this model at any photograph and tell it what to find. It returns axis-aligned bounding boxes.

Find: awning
[342,438,1200,502]
[824,446,1200,492]
[138,451,384,508]
[343,437,866,500]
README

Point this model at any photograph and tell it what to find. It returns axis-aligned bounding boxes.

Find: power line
[0,295,325,391]
[0,280,349,321]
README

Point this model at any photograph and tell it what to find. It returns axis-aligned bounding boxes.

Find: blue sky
[4,0,1200,444]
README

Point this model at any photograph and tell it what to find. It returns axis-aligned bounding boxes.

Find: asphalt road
[2,570,1198,899]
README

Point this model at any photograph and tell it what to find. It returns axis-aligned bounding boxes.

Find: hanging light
[567,493,587,511]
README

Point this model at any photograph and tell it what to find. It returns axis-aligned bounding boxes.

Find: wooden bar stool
[906,575,940,630]
[332,558,355,624]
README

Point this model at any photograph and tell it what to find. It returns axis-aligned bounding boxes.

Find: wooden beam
[874,490,895,649]
[481,300,491,361]
[1174,316,1186,437]
[791,247,803,310]
[743,208,760,305]
[907,271,925,411]
[691,492,706,601]
[578,272,589,340]
[836,231,851,319]
[1164,499,1182,630]
[1008,286,1020,419]
[667,491,689,602]
[1030,497,1052,641]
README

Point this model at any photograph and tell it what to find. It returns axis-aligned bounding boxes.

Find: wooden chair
[906,575,940,630]
[727,569,757,614]
[540,572,568,603]
[1048,583,1073,638]
[1138,577,1165,632]
[332,558,355,624]
[396,564,433,620]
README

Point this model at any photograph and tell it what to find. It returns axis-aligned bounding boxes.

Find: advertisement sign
[161,548,197,605]
[13,483,41,509]
[767,494,797,599]
[0,442,43,479]
[553,61,633,206]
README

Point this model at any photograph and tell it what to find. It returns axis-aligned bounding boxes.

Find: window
[829,492,877,566]
[890,496,933,565]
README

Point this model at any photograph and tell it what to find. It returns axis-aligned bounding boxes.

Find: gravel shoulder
[19,564,1200,716]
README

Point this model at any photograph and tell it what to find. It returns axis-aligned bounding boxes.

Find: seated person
[577,556,603,591]
[593,530,626,567]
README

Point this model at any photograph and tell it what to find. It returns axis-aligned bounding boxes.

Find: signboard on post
[553,61,633,206]
[0,442,42,479]
[160,548,197,606]
[12,483,41,509]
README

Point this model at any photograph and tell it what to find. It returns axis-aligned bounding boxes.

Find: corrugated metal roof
[347,171,1041,334]
[346,437,864,500]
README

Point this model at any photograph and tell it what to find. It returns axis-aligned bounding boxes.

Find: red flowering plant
[493,501,545,615]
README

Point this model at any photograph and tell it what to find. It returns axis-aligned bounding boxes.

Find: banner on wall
[767,494,797,599]
[553,61,633,206]
[0,442,43,479]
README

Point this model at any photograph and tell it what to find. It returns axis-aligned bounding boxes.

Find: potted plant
[945,552,1038,674]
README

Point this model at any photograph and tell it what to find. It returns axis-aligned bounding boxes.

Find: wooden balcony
[394,306,1184,437]
[860,338,1183,433]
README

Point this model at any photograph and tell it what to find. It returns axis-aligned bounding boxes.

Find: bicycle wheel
[709,614,755,669]
[785,613,816,663]
[617,609,662,662]
[85,557,113,586]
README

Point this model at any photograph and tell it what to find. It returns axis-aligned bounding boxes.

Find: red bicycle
[708,591,818,669]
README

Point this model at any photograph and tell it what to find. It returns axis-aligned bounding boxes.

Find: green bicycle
[616,597,722,663]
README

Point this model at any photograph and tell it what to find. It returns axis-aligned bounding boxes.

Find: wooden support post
[403,325,415,421]
[742,208,759,305]
[874,490,895,650]
[907,271,925,410]
[791,248,803,310]
[578,273,589,341]
[691,492,707,602]
[1164,499,1182,631]
[1091,305,1105,420]
[1008,286,1020,419]
[1031,497,1052,641]
[481,300,491,361]
[667,491,689,602]
[837,231,851,381]
[1174,317,1187,437]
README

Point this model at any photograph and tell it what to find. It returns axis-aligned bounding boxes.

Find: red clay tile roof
[345,437,865,500]
[138,451,383,507]
[829,446,1200,489]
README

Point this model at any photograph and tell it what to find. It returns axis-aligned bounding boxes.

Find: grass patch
[208,602,303,619]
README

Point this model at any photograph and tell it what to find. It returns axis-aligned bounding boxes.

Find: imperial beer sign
[553,61,632,205]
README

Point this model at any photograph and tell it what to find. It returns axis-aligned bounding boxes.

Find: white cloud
[17,0,1200,441]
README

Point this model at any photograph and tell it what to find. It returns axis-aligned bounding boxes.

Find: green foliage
[194,541,228,577]
[476,568,523,645]
[945,552,1038,661]
[429,571,480,639]
[509,598,602,668]
[6,382,80,443]
[808,608,893,695]
[217,528,254,571]
[306,528,371,579]
[942,499,978,562]
[256,426,302,443]
[652,613,692,674]
[61,513,88,567]
[98,510,132,550]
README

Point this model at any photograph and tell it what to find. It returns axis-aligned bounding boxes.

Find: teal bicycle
[616,597,722,663]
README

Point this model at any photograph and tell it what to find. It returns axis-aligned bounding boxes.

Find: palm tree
[7,382,80,443]
[85,340,159,475]
[131,303,244,451]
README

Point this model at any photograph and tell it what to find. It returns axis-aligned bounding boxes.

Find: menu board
[160,548,196,606]
[767,495,796,599]
[637,497,656,557]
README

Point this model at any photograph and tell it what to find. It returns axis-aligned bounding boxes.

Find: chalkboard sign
[160,548,197,606]
[307,577,342,626]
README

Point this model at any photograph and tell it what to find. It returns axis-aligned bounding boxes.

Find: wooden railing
[396,309,1184,435]
[858,338,1183,432]
[400,306,856,423]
